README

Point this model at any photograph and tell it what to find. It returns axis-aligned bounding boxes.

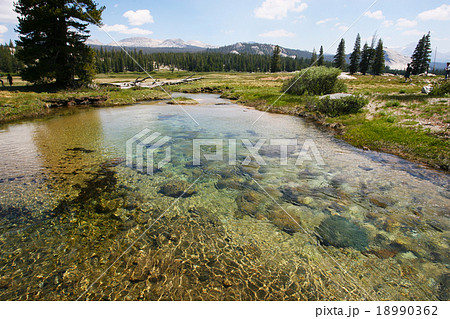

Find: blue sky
[1,0,450,57]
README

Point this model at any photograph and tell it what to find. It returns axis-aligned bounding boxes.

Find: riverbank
[1,72,449,171]
[0,80,167,124]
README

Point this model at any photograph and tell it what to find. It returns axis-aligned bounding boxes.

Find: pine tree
[317,46,324,66]
[15,0,104,86]
[349,34,361,74]
[311,48,317,66]
[421,32,432,73]
[270,45,281,73]
[372,39,385,75]
[333,39,346,70]
[411,36,424,75]
[360,43,372,75]
[411,32,432,75]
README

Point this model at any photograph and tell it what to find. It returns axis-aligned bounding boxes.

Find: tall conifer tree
[15,0,104,86]
[270,45,281,73]
[349,34,361,74]
[317,46,324,66]
[333,39,346,70]
[411,32,432,75]
[360,43,370,75]
[311,48,318,65]
[372,39,385,75]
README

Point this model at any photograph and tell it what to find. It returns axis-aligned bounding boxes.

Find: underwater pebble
[159,180,196,198]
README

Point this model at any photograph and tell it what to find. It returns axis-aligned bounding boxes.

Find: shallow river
[0,93,448,300]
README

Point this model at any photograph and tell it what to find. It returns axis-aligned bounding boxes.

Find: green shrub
[429,81,450,96]
[385,100,401,107]
[282,66,347,96]
[308,95,368,117]
[386,116,397,123]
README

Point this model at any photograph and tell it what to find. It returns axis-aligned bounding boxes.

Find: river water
[0,93,448,300]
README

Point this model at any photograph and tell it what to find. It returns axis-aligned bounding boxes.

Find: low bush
[429,80,450,97]
[282,66,347,96]
[385,100,401,107]
[308,95,368,117]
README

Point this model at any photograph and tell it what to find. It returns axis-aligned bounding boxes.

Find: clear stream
[0,94,448,300]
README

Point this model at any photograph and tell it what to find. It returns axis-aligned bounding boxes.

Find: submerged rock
[367,249,398,259]
[438,273,450,301]
[316,215,369,251]
[215,179,244,190]
[235,190,266,218]
[266,208,302,235]
[159,180,196,198]
[223,278,233,288]
[66,147,95,154]
[369,195,395,209]
[0,277,10,289]
[280,185,309,206]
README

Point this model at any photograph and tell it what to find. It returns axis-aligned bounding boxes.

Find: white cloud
[102,24,153,35]
[0,0,17,23]
[396,18,417,28]
[382,20,394,28]
[255,0,308,20]
[123,9,154,26]
[402,29,426,36]
[332,22,349,32]
[364,10,385,20]
[316,18,337,25]
[338,25,349,32]
[418,4,450,21]
[259,29,296,38]
[292,15,306,24]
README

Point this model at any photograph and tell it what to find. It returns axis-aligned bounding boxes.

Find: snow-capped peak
[104,37,217,49]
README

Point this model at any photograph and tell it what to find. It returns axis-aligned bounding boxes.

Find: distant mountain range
[87,37,448,71]
[384,48,411,70]
[87,37,217,49]
[394,42,450,63]
[211,42,324,60]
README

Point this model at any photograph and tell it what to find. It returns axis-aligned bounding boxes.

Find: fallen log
[106,77,203,89]
[134,76,153,85]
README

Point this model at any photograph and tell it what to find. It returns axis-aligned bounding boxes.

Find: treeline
[331,34,386,75]
[93,48,332,73]
[0,34,436,76]
[1,44,330,74]
[0,42,23,74]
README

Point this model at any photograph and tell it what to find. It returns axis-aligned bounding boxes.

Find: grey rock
[317,215,369,251]
[320,93,353,100]
[422,85,433,94]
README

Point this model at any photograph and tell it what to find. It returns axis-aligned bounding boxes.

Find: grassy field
[0,71,449,170]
